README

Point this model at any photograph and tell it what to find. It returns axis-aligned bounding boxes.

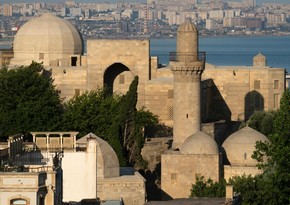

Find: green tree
[240,110,276,137]
[62,88,126,165]
[62,78,158,167]
[251,89,290,204]
[0,62,63,139]
[62,88,120,137]
[190,176,226,198]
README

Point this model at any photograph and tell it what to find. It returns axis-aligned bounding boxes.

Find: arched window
[10,199,27,205]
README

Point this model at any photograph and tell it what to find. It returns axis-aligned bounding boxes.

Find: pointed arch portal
[103,63,131,95]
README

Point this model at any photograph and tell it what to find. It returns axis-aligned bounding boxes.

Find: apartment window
[39,53,44,60]
[274,94,279,108]
[168,90,174,99]
[274,80,279,90]
[119,75,125,84]
[168,106,173,120]
[254,80,260,90]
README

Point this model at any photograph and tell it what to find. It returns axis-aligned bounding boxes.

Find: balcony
[169,52,206,63]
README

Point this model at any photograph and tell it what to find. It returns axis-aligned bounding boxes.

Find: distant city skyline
[1,0,290,4]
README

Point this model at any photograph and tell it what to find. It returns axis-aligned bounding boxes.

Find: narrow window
[274,80,279,90]
[71,56,77,66]
[254,80,260,90]
[171,173,177,181]
[167,90,174,99]
[39,53,44,60]
[75,89,80,97]
[168,106,173,120]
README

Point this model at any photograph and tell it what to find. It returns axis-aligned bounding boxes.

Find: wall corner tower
[170,18,206,148]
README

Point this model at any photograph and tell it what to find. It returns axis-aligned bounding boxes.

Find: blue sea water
[150,35,290,73]
[1,35,290,72]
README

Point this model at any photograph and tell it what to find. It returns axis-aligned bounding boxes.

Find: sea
[150,35,290,73]
[1,35,290,72]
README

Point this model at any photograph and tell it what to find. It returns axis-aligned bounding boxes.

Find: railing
[169,52,206,63]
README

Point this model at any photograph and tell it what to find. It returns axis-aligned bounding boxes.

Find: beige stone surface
[161,151,220,199]
[202,65,285,121]
[222,126,269,166]
[11,13,83,66]
[224,165,263,181]
[97,173,146,205]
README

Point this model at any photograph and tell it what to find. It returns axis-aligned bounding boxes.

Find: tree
[252,89,290,204]
[242,110,276,137]
[190,176,226,198]
[62,78,158,167]
[62,88,120,138]
[0,62,63,139]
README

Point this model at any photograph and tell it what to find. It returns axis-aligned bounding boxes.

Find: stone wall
[141,138,171,171]
[161,151,220,199]
[97,172,146,205]
[202,65,285,121]
[224,165,262,181]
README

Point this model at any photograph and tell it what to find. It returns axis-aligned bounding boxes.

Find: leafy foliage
[0,62,63,139]
[236,89,290,205]
[62,76,158,167]
[241,110,276,137]
[190,176,226,198]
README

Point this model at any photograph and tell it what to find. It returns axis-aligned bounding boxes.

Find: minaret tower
[170,18,206,148]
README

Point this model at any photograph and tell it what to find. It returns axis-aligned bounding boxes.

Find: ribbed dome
[11,13,83,66]
[178,18,198,32]
[176,18,199,60]
[77,133,120,178]
[222,126,269,166]
[180,131,219,155]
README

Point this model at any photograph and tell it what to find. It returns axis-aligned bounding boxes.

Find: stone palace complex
[0,13,287,205]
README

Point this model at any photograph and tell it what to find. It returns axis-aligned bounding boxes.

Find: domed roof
[253,52,267,67]
[77,133,120,179]
[180,131,219,155]
[178,18,198,32]
[11,13,83,66]
[222,126,269,166]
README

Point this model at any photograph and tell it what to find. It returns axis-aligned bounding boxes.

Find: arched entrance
[103,63,133,95]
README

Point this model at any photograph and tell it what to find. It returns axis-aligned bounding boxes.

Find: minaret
[170,18,206,148]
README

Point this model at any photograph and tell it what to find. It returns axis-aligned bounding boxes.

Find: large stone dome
[222,126,269,166]
[180,131,219,155]
[11,13,83,66]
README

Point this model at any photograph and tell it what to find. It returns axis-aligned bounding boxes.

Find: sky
[1,0,290,4]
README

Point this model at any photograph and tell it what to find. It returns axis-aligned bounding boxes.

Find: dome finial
[185,17,192,23]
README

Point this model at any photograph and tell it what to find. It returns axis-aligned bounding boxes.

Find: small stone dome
[11,13,83,66]
[253,52,267,67]
[77,133,120,178]
[178,18,198,32]
[180,131,219,155]
[222,126,269,166]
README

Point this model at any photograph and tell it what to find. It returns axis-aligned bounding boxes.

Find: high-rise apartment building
[3,4,13,17]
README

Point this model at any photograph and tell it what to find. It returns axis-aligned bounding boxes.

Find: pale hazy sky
[2,0,290,4]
